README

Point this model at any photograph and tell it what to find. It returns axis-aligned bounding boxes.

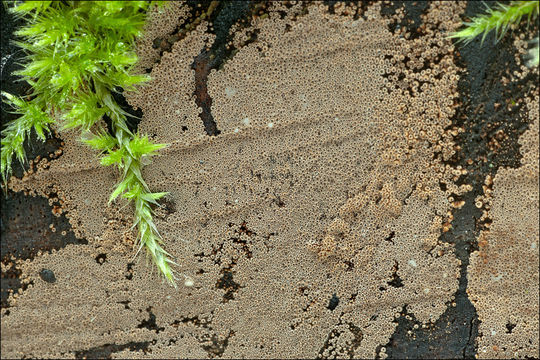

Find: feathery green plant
[1,92,55,180]
[1,1,185,286]
[450,1,539,67]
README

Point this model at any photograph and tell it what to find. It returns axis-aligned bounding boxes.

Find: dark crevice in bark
[384,1,538,358]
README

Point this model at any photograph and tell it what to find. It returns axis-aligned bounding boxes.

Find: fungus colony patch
[1,1,538,359]
[467,96,539,359]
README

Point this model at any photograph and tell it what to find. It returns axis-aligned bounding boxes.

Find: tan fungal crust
[467,95,539,360]
[1,1,476,358]
[8,127,118,240]
[129,19,211,143]
[133,2,192,73]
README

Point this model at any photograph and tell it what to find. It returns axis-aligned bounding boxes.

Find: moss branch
[450,1,539,66]
[1,1,184,286]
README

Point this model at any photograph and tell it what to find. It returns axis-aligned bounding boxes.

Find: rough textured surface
[383,1,539,358]
[1,1,539,359]
[0,189,87,308]
[467,95,539,359]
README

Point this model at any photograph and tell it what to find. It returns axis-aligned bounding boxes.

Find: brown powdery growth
[467,94,539,359]
[2,1,471,358]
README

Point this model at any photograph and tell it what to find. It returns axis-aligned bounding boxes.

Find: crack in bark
[464,316,476,358]
[192,49,221,136]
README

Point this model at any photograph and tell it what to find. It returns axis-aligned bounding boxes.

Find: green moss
[450,1,539,67]
[1,1,182,286]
